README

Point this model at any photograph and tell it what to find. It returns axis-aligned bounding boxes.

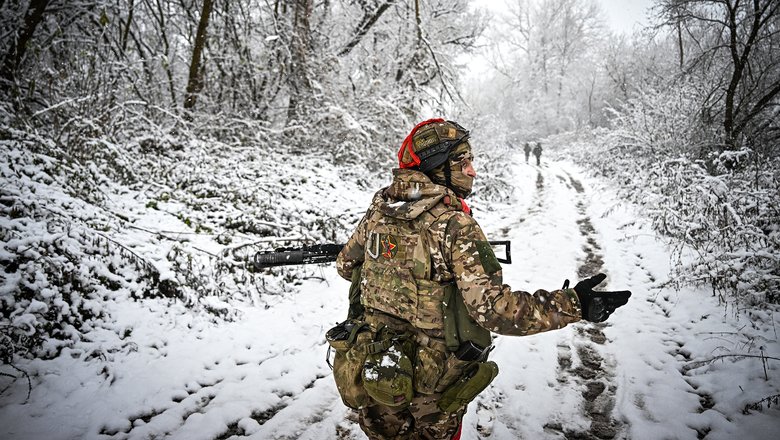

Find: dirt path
[543,173,625,440]
[468,161,634,439]
[95,161,638,440]
[4,150,776,440]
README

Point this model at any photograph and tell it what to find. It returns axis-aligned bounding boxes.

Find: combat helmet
[397,118,470,173]
[396,119,475,199]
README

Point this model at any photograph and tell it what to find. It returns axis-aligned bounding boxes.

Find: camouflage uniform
[336,168,581,440]
[533,142,542,166]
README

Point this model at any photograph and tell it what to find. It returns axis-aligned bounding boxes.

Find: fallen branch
[742,393,780,414]
[220,236,306,255]
[684,353,780,372]
[0,364,32,402]
[31,96,90,118]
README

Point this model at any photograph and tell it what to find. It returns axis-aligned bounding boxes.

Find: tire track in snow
[100,381,222,439]
[470,161,591,438]
[555,174,737,439]
[607,242,725,437]
[643,290,718,439]
[544,172,625,440]
[472,167,550,438]
[213,373,334,440]
[627,252,718,431]
[499,169,545,237]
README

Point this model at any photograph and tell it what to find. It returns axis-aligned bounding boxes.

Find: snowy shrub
[645,157,780,304]
[565,84,780,305]
[464,115,516,207]
[471,143,514,206]
[603,82,717,159]
[0,0,481,374]
[0,132,200,362]
[0,101,395,364]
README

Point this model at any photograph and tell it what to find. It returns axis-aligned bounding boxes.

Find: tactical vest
[359,200,490,350]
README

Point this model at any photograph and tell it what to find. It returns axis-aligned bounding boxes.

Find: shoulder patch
[475,240,501,274]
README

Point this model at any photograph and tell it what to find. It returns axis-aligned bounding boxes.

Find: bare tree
[658,0,780,151]
[0,0,486,156]
[142,0,178,106]
[184,0,214,110]
[338,0,398,56]
[483,0,607,135]
[549,0,605,120]
[0,0,51,86]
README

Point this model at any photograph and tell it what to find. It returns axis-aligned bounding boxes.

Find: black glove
[562,274,631,322]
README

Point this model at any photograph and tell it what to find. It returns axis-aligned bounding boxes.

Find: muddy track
[547,173,625,440]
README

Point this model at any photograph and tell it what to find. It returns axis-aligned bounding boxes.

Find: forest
[0,0,778,438]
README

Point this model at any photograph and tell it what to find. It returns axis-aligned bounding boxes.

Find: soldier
[332,119,630,440]
[533,141,543,166]
[523,142,531,163]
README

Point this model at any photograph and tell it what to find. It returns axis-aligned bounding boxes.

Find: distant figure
[533,142,543,166]
[523,142,531,163]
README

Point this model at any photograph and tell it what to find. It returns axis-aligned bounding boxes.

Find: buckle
[455,341,490,361]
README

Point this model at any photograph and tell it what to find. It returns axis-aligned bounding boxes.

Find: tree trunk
[415,0,421,41]
[723,0,763,150]
[122,0,135,52]
[0,0,51,85]
[676,20,684,69]
[286,0,313,124]
[184,0,214,110]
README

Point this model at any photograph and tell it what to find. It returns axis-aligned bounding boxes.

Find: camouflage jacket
[337,168,581,336]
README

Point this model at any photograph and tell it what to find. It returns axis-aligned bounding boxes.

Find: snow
[1,150,778,439]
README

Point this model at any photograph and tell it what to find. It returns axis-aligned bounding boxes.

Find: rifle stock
[254,241,511,269]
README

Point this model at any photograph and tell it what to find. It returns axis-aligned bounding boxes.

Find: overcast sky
[469,0,655,34]
[460,0,657,83]
[597,0,655,33]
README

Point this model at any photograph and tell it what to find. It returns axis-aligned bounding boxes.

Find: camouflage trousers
[357,310,465,440]
[357,393,464,440]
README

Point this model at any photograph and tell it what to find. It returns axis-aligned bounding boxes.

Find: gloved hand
[562,274,631,322]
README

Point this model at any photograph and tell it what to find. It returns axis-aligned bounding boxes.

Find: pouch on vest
[437,361,499,413]
[347,265,365,320]
[414,344,446,395]
[326,319,371,410]
[442,287,491,354]
[434,353,474,393]
[361,334,415,408]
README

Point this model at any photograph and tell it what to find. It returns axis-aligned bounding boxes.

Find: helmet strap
[444,159,453,191]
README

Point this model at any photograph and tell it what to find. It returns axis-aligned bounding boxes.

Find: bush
[565,83,780,305]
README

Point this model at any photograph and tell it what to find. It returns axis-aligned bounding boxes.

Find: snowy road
[468,160,630,439]
[1,158,777,440]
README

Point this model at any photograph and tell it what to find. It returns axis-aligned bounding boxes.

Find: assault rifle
[254,241,512,269]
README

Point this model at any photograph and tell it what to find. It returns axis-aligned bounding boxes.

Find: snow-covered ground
[1,152,778,440]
